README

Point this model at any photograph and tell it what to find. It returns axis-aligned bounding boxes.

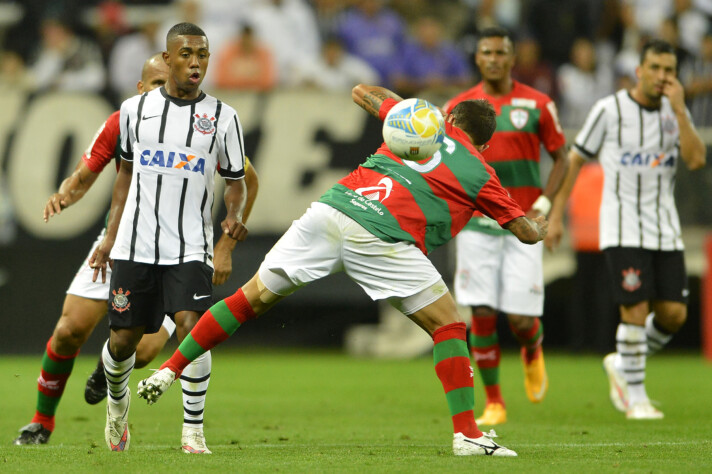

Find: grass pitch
[1,350,711,473]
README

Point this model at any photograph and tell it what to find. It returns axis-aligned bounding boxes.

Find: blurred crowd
[0,0,711,129]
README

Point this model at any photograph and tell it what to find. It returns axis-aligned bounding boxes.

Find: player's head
[163,22,209,94]
[448,99,497,149]
[137,53,169,94]
[476,26,515,83]
[636,39,677,101]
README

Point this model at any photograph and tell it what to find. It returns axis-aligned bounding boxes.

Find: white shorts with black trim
[454,229,544,316]
[258,202,445,315]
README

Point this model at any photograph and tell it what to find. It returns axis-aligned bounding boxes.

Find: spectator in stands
[557,38,613,128]
[511,36,557,100]
[0,50,31,91]
[336,0,407,87]
[673,0,710,57]
[214,24,277,91]
[29,18,106,93]
[312,0,347,41]
[108,19,162,99]
[291,36,378,91]
[659,17,692,71]
[391,16,472,96]
[681,32,712,127]
[249,0,321,86]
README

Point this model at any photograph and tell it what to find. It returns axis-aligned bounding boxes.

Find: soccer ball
[382,98,445,160]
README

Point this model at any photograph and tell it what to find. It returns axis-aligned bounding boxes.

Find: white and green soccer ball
[382,98,445,160]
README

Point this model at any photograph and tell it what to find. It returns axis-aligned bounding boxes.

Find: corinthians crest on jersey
[193,113,216,135]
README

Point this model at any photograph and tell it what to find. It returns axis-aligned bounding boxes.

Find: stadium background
[0,0,710,356]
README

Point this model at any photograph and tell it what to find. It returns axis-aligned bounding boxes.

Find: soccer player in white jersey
[89,22,249,452]
[547,39,706,420]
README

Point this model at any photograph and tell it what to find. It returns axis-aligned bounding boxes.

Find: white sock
[102,339,135,416]
[615,323,648,404]
[180,351,211,430]
[645,312,673,356]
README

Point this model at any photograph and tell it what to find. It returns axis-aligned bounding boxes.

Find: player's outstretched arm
[89,160,133,283]
[213,163,259,285]
[43,161,100,222]
[352,84,403,119]
[504,215,548,244]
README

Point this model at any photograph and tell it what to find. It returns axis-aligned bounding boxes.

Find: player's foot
[13,423,51,445]
[182,426,212,454]
[603,353,628,412]
[626,400,664,420]
[85,358,107,405]
[453,430,517,457]
[522,346,548,403]
[137,367,176,405]
[105,396,130,452]
[475,402,507,426]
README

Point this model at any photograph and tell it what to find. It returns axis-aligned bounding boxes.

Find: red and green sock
[470,314,503,406]
[433,322,482,439]
[162,289,256,376]
[31,338,78,431]
[510,318,543,364]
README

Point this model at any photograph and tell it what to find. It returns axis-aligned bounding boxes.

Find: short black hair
[167,22,207,45]
[639,39,676,65]
[450,99,497,146]
[479,26,513,44]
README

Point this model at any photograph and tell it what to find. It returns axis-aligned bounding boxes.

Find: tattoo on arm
[362,91,388,117]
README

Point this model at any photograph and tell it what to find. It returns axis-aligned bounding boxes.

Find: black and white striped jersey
[573,89,688,251]
[111,87,245,266]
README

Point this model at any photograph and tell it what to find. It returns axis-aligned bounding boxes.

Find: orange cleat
[475,402,507,426]
[522,347,548,403]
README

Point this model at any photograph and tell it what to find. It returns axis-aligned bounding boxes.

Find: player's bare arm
[89,160,133,283]
[221,177,248,241]
[352,84,404,118]
[43,161,100,222]
[664,78,706,170]
[504,215,548,244]
[213,163,259,285]
[529,145,570,220]
[544,149,586,251]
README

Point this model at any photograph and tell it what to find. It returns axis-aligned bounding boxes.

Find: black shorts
[108,259,213,333]
[603,247,689,305]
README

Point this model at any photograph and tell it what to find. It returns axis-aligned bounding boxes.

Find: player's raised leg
[14,295,106,445]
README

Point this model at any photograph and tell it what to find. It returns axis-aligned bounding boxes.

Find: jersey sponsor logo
[193,113,216,135]
[511,98,537,109]
[621,267,642,292]
[509,108,529,129]
[620,152,674,168]
[355,177,393,202]
[111,288,131,312]
[139,149,206,174]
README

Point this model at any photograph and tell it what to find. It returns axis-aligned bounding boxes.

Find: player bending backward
[137,83,550,457]
[13,53,258,453]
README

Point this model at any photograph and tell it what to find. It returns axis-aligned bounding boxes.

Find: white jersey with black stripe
[111,87,245,266]
[573,89,686,251]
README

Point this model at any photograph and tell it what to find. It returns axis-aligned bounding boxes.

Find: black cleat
[13,423,51,445]
[84,358,107,405]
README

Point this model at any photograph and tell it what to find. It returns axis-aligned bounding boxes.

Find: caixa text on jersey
[620,151,675,168]
[139,149,206,174]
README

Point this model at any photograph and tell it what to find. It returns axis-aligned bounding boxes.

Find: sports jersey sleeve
[539,99,567,152]
[475,162,526,226]
[378,98,399,121]
[573,99,608,159]
[81,111,120,173]
[118,97,136,162]
[217,111,245,180]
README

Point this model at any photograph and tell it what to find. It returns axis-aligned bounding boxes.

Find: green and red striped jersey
[319,98,524,255]
[444,80,566,235]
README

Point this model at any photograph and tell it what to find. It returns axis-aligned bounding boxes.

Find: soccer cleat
[105,395,130,451]
[182,426,212,454]
[522,346,548,403]
[475,402,507,426]
[13,423,51,445]
[453,430,517,457]
[626,400,664,420]
[85,358,107,405]
[603,353,628,412]
[137,367,176,405]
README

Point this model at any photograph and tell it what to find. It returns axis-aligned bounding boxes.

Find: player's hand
[662,78,686,113]
[221,216,248,241]
[89,238,114,283]
[43,193,68,222]
[532,215,549,241]
[544,214,564,252]
[212,240,232,285]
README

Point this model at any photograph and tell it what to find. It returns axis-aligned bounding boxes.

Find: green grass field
[1,350,711,473]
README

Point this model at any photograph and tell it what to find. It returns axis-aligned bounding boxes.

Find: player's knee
[472,305,496,317]
[53,318,91,352]
[657,306,687,333]
[507,314,534,333]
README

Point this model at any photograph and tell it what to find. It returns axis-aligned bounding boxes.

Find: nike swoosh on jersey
[142,114,161,120]
[193,293,210,300]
